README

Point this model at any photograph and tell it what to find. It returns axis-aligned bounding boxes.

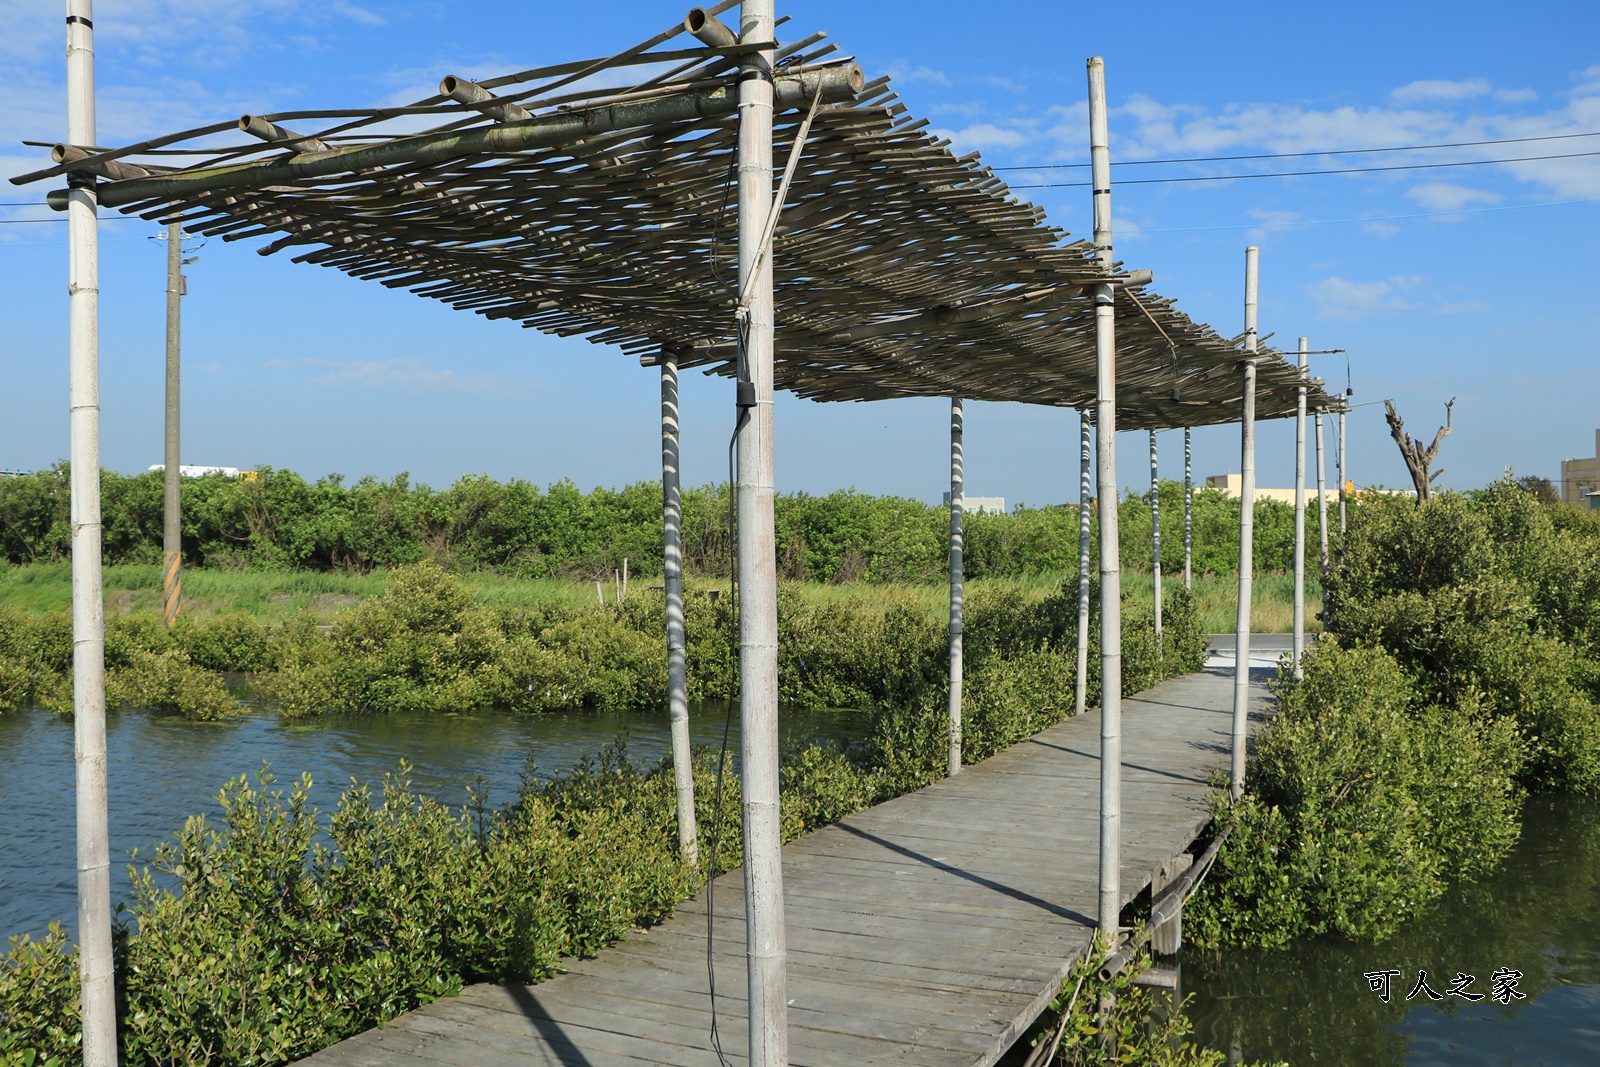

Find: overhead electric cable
[991,130,1600,170]
[1009,149,1600,189]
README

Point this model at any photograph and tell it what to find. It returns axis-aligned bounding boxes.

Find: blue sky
[2,1,1597,506]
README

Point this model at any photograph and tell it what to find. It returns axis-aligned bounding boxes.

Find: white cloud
[885,63,951,87]
[934,123,1033,151]
[1362,221,1401,238]
[1495,88,1538,103]
[1391,78,1491,104]
[1406,182,1503,211]
[1308,274,1490,319]
[266,357,520,392]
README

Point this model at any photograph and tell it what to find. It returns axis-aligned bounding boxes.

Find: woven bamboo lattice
[13,3,1329,426]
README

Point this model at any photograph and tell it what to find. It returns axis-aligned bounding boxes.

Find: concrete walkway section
[294,663,1273,1067]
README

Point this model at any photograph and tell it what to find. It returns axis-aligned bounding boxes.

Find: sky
[2,1,1597,507]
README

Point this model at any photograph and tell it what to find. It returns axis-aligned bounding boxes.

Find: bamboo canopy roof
[14,3,1330,427]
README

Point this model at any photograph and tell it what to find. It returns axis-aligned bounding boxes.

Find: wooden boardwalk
[297,658,1273,1067]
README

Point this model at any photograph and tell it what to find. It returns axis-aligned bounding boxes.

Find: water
[1186,795,1600,1066]
[0,695,870,941]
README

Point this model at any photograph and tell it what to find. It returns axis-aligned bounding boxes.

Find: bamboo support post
[1315,411,1330,581]
[1231,246,1259,800]
[1075,409,1091,718]
[1183,427,1193,590]
[1088,56,1123,939]
[65,2,117,1063]
[1292,338,1307,679]
[661,355,698,863]
[947,397,964,777]
[162,220,182,626]
[1150,429,1161,641]
[735,3,787,1062]
[1151,852,1194,956]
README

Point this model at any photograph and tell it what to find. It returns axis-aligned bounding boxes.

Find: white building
[943,493,1006,515]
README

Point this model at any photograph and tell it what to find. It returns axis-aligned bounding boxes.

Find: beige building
[1205,473,1342,505]
[1560,429,1600,506]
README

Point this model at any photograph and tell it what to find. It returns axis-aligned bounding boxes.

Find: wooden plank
[293,666,1271,1067]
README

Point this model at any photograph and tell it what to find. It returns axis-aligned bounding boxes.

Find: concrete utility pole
[1338,408,1348,534]
[1088,55,1123,940]
[947,397,964,777]
[65,1,117,1063]
[1315,411,1330,580]
[1231,247,1259,800]
[660,354,698,863]
[733,2,786,1063]
[162,220,183,626]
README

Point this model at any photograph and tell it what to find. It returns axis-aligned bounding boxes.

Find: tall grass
[0,561,1320,632]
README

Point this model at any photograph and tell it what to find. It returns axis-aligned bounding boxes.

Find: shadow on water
[0,691,870,941]
[1186,795,1600,1066]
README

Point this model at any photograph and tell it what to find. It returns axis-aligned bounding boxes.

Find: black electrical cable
[991,129,1600,170]
[706,312,753,1067]
[1007,149,1600,189]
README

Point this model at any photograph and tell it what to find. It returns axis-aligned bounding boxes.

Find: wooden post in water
[1075,409,1092,718]
[1231,247,1259,800]
[1183,427,1193,591]
[733,2,787,1062]
[947,397,964,777]
[1151,852,1194,956]
[1150,430,1162,641]
[1315,411,1330,581]
[660,354,698,863]
[1292,338,1307,680]
[1088,55,1123,939]
[161,219,182,626]
[65,2,117,1063]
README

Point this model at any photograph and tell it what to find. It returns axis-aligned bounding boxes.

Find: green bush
[1189,641,1526,948]
[0,925,77,1067]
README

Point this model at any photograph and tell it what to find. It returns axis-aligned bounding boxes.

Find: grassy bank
[0,560,1321,634]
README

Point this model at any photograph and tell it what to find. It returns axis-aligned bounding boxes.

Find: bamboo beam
[85,65,864,209]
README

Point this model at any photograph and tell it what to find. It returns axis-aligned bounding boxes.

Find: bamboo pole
[1292,338,1307,680]
[1088,56,1123,939]
[661,355,698,863]
[87,65,864,209]
[1075,409,1091,718]
[1183,427,1193,590]
[947,397,964,777]
[1315,411,1330,581]
[1150,430,1161,641]
[162,220,182,626]
[65,3,116,1063]
[735,3,787,1063]
[1231,247,1259,800]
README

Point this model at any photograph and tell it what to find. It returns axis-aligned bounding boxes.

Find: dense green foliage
[1191,480,1600,949]
[0,465,1325,580]
[1,559,1210,1065]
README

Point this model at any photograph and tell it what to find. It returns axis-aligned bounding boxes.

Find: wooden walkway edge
[295,661,1273,1067]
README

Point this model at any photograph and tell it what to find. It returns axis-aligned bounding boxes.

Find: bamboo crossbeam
[85,65,864,209]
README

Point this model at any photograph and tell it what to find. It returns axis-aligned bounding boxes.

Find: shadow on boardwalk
[295,661,1274,1067]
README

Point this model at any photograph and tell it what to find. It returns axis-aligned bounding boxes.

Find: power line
[991,130,1600,170]
[1133,196,1600,233]
[1009,149,1600,189]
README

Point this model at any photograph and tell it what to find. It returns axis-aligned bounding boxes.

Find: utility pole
[1231,246,1259,800]
[162,220,183,625]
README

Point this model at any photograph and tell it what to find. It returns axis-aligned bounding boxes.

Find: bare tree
[1384,397,1455,502]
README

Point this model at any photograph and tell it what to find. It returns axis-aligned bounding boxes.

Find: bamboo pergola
[13,8,1328,423]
